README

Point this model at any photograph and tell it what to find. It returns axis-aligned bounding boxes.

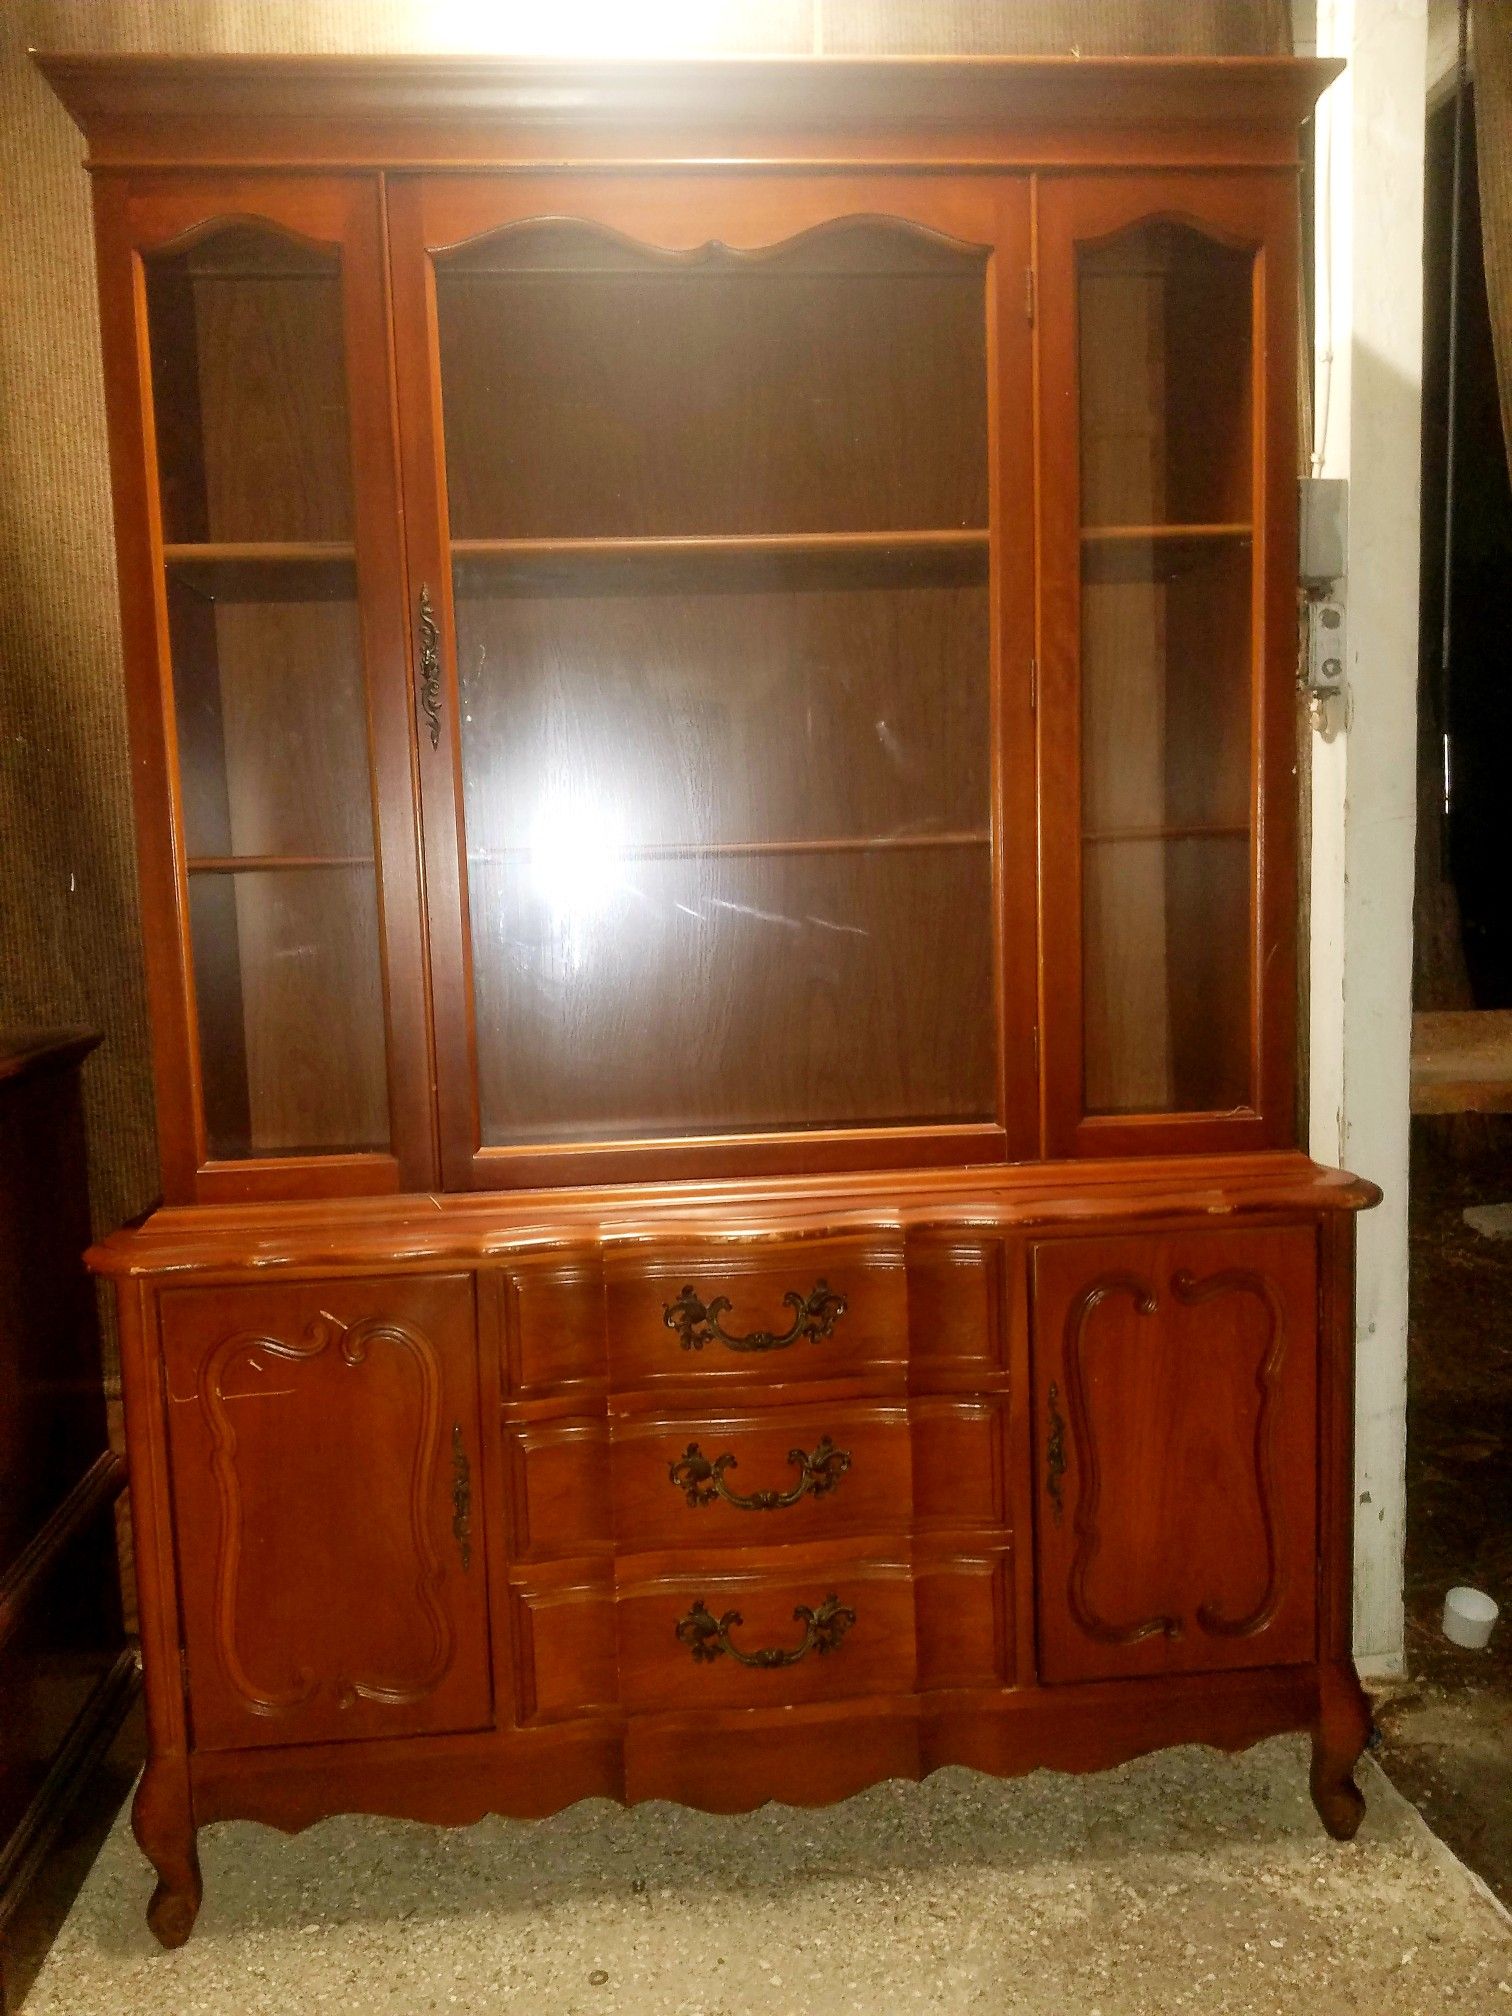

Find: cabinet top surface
[36,52,1342,171]
[90,1153,1378,1278]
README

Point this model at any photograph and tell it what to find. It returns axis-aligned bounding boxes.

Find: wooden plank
[1410,1009,1512,1113]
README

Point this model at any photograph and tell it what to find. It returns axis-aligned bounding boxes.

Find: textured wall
[1473,0,1512,457]
[0,0,1288,1259]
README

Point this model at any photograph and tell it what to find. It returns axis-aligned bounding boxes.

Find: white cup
[1442,1586,1499,1650]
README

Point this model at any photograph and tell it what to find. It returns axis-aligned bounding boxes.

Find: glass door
[106,177,432,1198]
[1037,175,1299,1158]
[390,176,1035,1188]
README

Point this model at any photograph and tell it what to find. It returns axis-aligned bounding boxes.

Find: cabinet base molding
[178,1661,1347,1845]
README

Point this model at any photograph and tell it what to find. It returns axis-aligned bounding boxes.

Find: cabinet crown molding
[35,52,1343,172]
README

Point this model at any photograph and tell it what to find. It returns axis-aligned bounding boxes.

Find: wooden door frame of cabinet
[90,171,438,1203]
[1035,170,1300,1161]
[386,170,1039,1191]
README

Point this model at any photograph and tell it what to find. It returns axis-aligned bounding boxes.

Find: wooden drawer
[613,1401,910,1550]
[605,1236,907,1392]
[906,1233,1011,1386]
[496,1253,605,1399]
[501,1398,1008,1563]
[912,1396,1009,1530]
[617,1549,915,1713]
[507,1563,616,1724]
[916,1542,1015,1690]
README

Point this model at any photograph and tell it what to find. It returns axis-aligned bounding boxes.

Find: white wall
[1308,0,1427,1676]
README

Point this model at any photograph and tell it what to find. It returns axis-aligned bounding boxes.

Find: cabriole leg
[1309,1661,1371,1841]
[133,1754,202,1948]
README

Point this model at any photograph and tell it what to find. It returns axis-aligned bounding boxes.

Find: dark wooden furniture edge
[0,1453,128,1657]
[0,1030,100,1086]
[34,53,1342,170]
[0,1652,140,2012]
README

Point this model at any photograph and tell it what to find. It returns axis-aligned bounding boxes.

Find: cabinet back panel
[434,218,988,540]
[188,867,389,1158]
[469,843,995,1143]
[454,574,989,851]
[146,226,353,546]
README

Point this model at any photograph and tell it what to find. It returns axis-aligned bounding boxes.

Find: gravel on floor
[25,1736,1511,2016]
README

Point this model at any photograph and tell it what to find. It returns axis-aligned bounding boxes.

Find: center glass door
[389,176,1034,1188]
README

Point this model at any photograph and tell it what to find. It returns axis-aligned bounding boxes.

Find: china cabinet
[39,51,1374,1948]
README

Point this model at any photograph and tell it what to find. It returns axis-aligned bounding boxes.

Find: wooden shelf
[470,831,990,865]
[164,542,356,602]
[187,855,373,874]
[1082,825,1249,845]
[450,528,990,596]
[1080,524,1252,542]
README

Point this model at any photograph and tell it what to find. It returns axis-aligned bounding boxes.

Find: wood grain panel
[145,225,352,545]
[915,1541,1014,1690]
[470,845,996,1145]
[904,1233,1009,1386]
[506,1563,615,1723]
[495,1254,606,1400]
[1031,1225,1318,1683]
[187,867,388,1157]
[911,1397,1008,1529]
[501,1415,611,1563]
[604,1236,908,1390]
[452,570,989,855]
[160,1275,491,1750]
[435,217,987,540]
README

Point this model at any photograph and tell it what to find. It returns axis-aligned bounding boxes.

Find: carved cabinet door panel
[160,1275,491,1750]
[1030,1227,1317,1683]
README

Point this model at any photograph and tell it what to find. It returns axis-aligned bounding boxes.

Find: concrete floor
[24,1738,1509,2015]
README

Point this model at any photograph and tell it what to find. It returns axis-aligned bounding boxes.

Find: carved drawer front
[506,1563,616,1723]
[495,1253,606,1399]
[915,1541,1016,1691]
[612,1401,911,1551]
[906,1235,1012,1388]
[501,1413,612,1563]
[1030,1226,1319,1684]
[911,1396,1009,1531]
[617,1549,915,1713]
[159,1275,493,1752]
[605,1237,906,1392]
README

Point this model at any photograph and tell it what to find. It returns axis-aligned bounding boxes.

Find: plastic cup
[1442,1586,1499,1650]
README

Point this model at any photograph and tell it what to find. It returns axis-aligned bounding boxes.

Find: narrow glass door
[1038,175,1298,1157]
[394,180,1032,1184]
[126,179,430,1199]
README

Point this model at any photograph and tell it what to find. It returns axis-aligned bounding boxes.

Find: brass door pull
[662,1279,847,1354]
[417,583,441,749]
[1045,1381,1067,1524]
[675,1592,855,1669]
[668,1435,851,1511]
[451,1423,472,1570]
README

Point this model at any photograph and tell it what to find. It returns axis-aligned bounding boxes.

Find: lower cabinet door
[1031,1227,1318,1683]
[160,1275,492,1750]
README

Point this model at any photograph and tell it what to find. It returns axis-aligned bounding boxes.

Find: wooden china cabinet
[40,51,1376,1947]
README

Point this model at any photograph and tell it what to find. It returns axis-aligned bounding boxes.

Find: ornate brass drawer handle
[675,1592,856,1669]
[1045,1381,1067,1526]
[662,1279,848,1354]
[668,1435,852,1512]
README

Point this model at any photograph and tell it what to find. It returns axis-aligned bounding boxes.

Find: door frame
[385,170,1038,1190]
